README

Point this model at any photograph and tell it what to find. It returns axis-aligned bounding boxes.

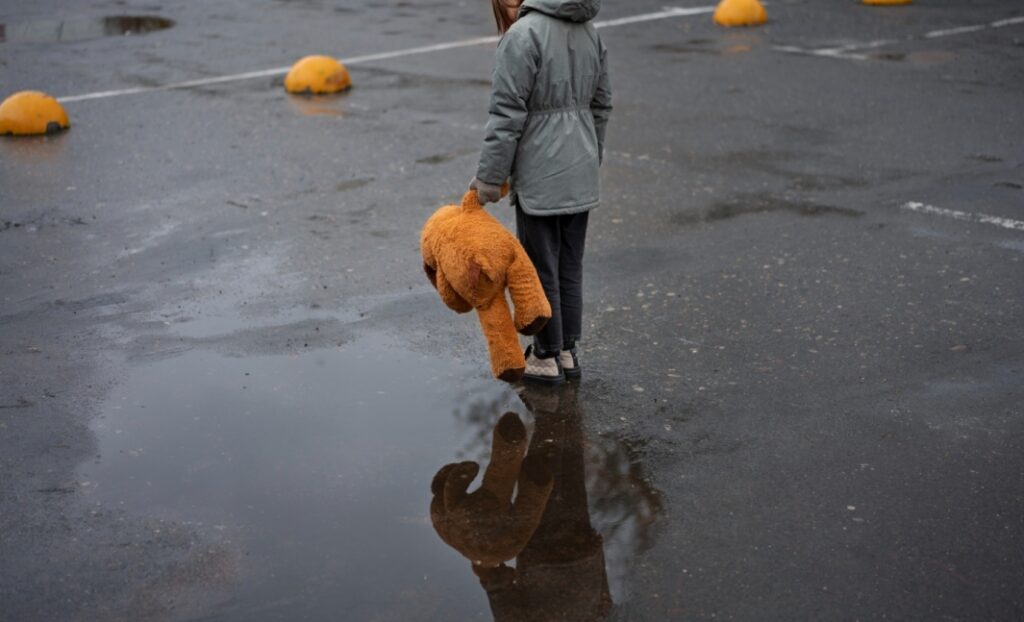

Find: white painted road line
[989,16,1024,29]
[924,24,987,39]
[901,202,1024,232]
[777,14,1024,61]
[57,5,716,104]
[594,5,715,29]
[775,39,893,61]
[57,67,293,103]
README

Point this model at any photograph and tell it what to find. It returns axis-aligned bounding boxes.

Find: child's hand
[470,178,503,205]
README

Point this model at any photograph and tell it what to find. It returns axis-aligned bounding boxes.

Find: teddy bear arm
[435,267,474,314]
[423,261,438,288]
[480,413,528,505]
[429,489,457,550]
[507,248,552,336]
[422,237,445,291]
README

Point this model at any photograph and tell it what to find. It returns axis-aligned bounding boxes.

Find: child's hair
[491,0,519,33]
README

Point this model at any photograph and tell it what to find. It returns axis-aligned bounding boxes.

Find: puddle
[651,42,720,55]
[416,147,477,165]
[287,95,348,118]
[0,16,174,44]
[997,239,1024,254]
[160,304,358,340]
[651,40,752,57]
[966,153,1003,163]
[909,225,955,241]
[0,132,68,163]
[671,196,864,227]
[872,50,955,65]
[0,210,88,235]
[79,331,660,619]
[335,177,375,192]
[651,31,759,57]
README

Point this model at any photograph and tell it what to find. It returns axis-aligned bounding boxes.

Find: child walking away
[471,0,612,384]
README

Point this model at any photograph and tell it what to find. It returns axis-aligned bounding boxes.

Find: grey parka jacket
[476,0,612,216]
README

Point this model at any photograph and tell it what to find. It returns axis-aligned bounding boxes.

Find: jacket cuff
[475,166,507,187]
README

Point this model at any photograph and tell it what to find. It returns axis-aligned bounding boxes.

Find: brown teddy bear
[421,189,551,381]
[430,412,554,568]
[430,387,615,620]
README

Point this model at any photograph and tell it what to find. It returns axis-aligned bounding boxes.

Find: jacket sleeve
[590,38,612,164]
[476,28,540,186]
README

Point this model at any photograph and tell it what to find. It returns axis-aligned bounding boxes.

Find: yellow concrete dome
[0,91,70,136]
[284,56,352,95]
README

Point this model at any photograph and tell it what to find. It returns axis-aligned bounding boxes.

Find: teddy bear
[431,387,615,620]
[430,412,554,568]
[421,189,551,381]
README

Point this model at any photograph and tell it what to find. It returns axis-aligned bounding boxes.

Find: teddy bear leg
[507,250,552,336]
[476,295,527,382]
[507,452,554,551]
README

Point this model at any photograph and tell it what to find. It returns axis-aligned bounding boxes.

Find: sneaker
[559,348,581,380]
[523,345,564,385]
[515,383,562,415]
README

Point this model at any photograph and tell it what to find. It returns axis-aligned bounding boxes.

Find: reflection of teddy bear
[478,384,613,621]
[421,189,551,382]
[431,412,554,567]
[431,386,614,621]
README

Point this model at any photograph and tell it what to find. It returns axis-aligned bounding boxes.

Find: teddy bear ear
[470,256,498,284]
[462,190,483,211]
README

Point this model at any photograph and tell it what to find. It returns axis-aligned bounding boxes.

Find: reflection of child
[471,0,612,384]
[473,384,612,620]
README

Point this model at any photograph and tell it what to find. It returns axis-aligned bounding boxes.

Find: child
[471,0,612,384]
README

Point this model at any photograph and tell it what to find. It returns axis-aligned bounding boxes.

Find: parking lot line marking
[594,5,715,28]
[991,16,1024,28]
[924,24,987,39]
[339,36,500,64]
[901,202,1024,232]
[57,68,294,103]
[57,5,716,104]
[775,39,892,60]
[777,14,1024,60]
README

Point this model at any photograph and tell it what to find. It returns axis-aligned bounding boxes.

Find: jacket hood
[520,0,601,23]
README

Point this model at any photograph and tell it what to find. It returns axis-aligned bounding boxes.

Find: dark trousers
[515,206,590,358]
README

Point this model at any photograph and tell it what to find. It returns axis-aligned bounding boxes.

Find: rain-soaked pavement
[81,333,657,619]
[2,0,1023,620]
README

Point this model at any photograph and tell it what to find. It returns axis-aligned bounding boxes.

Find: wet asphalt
[1,0,1023,620]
